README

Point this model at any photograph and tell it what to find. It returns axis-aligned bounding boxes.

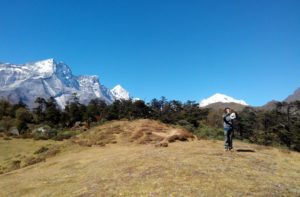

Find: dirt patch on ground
[72,119,194,147]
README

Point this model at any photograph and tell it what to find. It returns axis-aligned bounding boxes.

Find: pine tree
[33,97,46,123]
[0,100,12,120]
[44,97,61,127]
[15,107,32,134]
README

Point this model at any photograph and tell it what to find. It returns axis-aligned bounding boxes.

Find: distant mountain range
[0,59,130,108]
[1,58,299,111]
[200,88,300,111]
[259,87,300,111]
[284,87,300,103]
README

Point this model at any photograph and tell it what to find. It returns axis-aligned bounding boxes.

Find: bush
[24,156,46,167]
[8,160,21,171]
[34,146,60,157]
[34,146,49,154]
[16,120,28,134]
[53,130,81,141]
[176,120,195,132]
[33,125,58,140]
[194,125,224,140]
[0,117,14,132]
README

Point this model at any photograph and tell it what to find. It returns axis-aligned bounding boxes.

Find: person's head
[224,107,231,114]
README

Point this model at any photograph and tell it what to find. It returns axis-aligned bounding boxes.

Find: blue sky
[0,0,300,106]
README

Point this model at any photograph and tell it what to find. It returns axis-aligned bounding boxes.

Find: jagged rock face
[0,59,130,109]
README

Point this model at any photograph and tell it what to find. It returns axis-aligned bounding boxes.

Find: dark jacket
[223,113,233,129]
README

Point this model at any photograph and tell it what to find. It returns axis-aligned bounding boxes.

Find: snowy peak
[0,59,130,108]
[26,58,57,78]
[23,58,74,79]
[111,85,130,100]
[199,93,248,107]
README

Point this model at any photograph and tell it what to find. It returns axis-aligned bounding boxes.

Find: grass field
[0,120,300,196]
[0,138,63,174]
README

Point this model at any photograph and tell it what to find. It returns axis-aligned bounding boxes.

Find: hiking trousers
[224,127,233,149]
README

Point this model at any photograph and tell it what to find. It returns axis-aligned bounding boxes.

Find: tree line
[237,101,300,151]
[0,95,208,134]
[0,95,299,151]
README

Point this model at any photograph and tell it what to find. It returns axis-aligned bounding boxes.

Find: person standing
[223,107,236,151]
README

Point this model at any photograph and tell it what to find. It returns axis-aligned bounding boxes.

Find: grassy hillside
[0,138,63,174]
[0,120,300,196]
[72,119,194,147]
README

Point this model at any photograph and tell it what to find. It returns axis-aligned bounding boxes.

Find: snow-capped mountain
[0,59,130,108]
[111,85,130,100]
[199,93,248,107]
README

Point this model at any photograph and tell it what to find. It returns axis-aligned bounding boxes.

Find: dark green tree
[0,100,12,119]
[44,97,61,127]
[15,107,32,133]
[64,93,85,126]
[33,97,47,123]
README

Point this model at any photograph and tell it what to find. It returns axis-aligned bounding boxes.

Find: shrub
[8,160,21,171]
[24,156,46,167]
[0,117,14,132]
[176,120,195,132]
[34,146,49,154]
[34,146,60,157]
[194,125,224,140]
[53,130,81,141]
[33,125,58,140]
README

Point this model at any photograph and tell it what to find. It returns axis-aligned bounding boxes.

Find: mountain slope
[260,87,300,110]
[0,59,130,108]
[203,102,248,111]
[285,87,300,102]
[200,93,248,107]
[259,100,281,111]
[0,124,299,196]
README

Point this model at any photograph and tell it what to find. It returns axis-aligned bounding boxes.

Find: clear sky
[1,0,300,106]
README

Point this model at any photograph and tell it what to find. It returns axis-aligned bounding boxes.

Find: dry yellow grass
[0,138,63,174]
[0,120,300,196]
[72,119,194,147]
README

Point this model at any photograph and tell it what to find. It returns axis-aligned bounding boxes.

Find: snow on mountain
[0,59,130,109]
[111,85,130,100]
[199,93,248,107]
[132,97,141,101]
